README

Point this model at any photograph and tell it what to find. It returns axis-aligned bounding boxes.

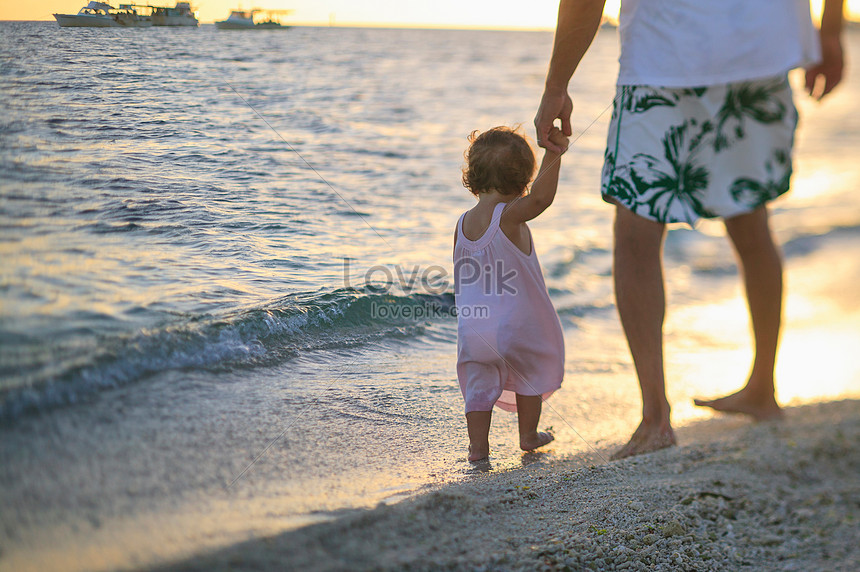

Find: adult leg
[694,206,783,420]
[611,205,676,460]
[466,410,492,462]
[515,394,554,451]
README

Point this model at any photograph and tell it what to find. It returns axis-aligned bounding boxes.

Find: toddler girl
[454,125,568,462]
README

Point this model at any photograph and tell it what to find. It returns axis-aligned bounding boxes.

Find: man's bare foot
[468,443,490,462]
[694,387,783,421]
[520,431,554,452]
[611,421,675,461]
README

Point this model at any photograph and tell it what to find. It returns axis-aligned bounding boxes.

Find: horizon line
[0,19,566,31]
[4,17,860,30]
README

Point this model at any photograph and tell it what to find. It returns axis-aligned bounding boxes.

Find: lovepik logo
[342,258,518,296]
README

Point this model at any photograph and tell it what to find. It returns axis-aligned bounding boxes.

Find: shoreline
[148,399,860,571]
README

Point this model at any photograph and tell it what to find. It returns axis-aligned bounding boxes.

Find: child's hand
[547,127,569,154]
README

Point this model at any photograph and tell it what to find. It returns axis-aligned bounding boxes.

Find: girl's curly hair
[462,126,536,196]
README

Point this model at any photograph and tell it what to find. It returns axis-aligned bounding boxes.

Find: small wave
[0,289,455,423]
[556,302,610,318]
[545,245,610,280]
[350,148,409,159]
[782,224,860,258]
[684,224,860,275]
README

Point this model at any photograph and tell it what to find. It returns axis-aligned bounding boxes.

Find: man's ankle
[641,406,671,427]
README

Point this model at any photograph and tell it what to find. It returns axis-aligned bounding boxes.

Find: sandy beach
[148,399,860,571]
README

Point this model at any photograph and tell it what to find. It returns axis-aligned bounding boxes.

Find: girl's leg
[516,394,554,451]
[466,410,492,461]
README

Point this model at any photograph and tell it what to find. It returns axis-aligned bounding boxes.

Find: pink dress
[454,202,564,413]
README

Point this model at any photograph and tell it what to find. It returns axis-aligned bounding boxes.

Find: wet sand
[151,399,860,571]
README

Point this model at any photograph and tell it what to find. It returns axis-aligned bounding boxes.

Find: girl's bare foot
[468,443,490,462]
[520,430,554,452]
[694,386,783,421]
[611,420,675,460]
[466,410,492,462]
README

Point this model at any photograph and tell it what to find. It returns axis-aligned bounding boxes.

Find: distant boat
[150,2,198,27]
[54,2,122,27]
[54,2,197,28]
[114,4,152,27]
[215,9,292,30]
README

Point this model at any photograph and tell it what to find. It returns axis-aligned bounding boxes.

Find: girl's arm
[502,130,568,224]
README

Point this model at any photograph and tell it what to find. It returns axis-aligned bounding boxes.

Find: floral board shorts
[601,74,798,226]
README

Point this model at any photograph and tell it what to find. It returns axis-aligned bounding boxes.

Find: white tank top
[616,0,821,87]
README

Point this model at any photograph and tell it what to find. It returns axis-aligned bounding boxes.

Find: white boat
[114,4,153,27]
[150,2,198,27]
[53,2,121,27]
[215,9,292,30]
[54,2,196,28]
[54,1,152,27]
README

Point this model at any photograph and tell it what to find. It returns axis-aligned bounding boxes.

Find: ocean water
[1,22,860,570]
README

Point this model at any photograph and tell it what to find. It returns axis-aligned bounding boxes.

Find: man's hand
[535,88,573,153]
[805,34,844,100]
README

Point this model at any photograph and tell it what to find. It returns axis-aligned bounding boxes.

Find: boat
[114,4,153,27]
[215,9,292,30]
[54,1,152,27]
[54,2,121,27]
[54,1,197,28]
[150,2,198,27]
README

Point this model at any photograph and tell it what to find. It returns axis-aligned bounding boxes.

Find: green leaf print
[624,87,678,113]
[601,149,615,181]
[603,149,636,203]
[714,79,787,152]
[680,87,708,97]
[729,148,792,208]
[607,174,637,203]
[687,119,714,152]
[628,122,711,223]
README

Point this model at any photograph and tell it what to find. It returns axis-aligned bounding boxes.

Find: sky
[2,0,859,28]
